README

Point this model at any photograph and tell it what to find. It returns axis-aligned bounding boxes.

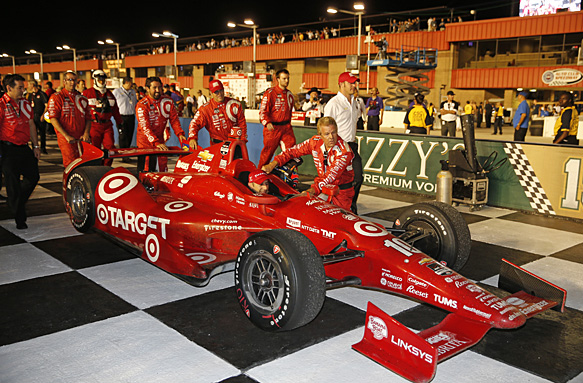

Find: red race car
[63,141,566,383]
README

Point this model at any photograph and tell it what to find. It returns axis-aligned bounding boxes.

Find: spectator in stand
[365,87,384,131]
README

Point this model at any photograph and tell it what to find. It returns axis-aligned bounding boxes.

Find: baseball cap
[447,90,455,96]
[249,169,269,184]
[518,91,528,97]
[209,80,224,93]
[338,72,359,84]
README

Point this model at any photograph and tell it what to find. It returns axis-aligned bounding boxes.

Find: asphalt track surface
[1,136,582,383]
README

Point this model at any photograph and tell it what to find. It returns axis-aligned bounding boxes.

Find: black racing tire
[235,229,326,331]
[394,201,471,271]
[66,166,112,233]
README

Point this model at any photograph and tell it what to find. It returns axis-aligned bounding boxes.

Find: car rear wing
[353,259,566,382]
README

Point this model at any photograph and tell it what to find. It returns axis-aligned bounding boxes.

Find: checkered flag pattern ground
[504,142,556,215]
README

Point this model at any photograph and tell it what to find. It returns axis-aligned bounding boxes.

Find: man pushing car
[262,116,354,211]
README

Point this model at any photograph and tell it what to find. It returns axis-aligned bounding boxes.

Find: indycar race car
[63,141,566,383]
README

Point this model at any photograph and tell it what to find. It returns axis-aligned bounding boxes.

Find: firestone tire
[235,229,326,331]
[66,166,111,233]
[394,201,471,271]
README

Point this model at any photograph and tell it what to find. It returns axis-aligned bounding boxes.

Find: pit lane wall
[114,118,582,220]
[290,126,583,221]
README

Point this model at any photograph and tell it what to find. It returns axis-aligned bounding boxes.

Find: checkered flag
[504,143,556,215]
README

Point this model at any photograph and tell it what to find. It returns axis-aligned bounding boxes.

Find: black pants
[347,141,363,214]
[34,118,47,151]
[0,142,39,225]
[514,127,527,142]
[366,115,380,131]
[494,117,503,134]
[119,115,136,148]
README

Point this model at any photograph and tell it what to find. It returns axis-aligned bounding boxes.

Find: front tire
[235,229,326,331]
[394,201,471,271]
[66,166,111,233]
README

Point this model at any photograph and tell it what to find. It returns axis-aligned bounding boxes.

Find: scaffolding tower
[367,46,438,109]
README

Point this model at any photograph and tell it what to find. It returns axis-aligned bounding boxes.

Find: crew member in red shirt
[262,116,354,210]
[0,74,40,229]
[83,70,123,166]
[258,69,296,168]
[48,71,91,168]
[135,76,186,172]
[188,79,246,150]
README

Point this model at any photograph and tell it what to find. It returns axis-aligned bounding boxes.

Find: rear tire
[235,229,326,331]
[66,166,111,233]
[394,201,471,271]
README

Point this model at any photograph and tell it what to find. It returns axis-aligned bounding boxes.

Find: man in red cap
[0,74,41,229]
[258,69,296,168]
[323,71,362,214]
[135,76,186,172]
[247,169,270,195]
[188,79,246,150]
[263,116,354,211]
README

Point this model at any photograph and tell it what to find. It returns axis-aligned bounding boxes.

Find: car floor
[1,140,582,383]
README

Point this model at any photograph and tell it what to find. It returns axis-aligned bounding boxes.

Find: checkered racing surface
[1,141,582,383]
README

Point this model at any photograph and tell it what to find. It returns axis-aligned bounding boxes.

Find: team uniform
[188,97,246,144]
[135,94,184,172]
[404,104,432,134]
[47,88,91,167]
[258,85,296,168]
[83,87,123,166]
[0,93,39,228]
[273,135,355,211]
[554,106,579,145]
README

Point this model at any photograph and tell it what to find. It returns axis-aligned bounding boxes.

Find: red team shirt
[135,94,183,148]
[82,88,123,126]
[259,86,294,126]
[0,93,33,145]
[48,89,91,138]
[188,97,246,141]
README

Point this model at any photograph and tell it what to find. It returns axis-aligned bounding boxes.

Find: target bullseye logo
[145,234,160,262]
[97,204,108,224]
[187,252,217,265]
[164,201,193,212]
[354,221,388,237]
[160,98,172,118]
[98,173,138,201]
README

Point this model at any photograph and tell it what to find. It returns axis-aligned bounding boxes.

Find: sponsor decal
[367,315,388,340]
[384,237,422,257]
[178,176,192,188]
[214,191,225,199]
[198,150,214,162]
[236,288,250,317]
[286,217,301,228]
[425,261,453,276]
[541,68,583,86]
[249,202,258,208]
[97,204,169,239]
[406,284,428,298]
[191,162,211,172]
[227,192,234,202]
[391,335,433,364]
[381,268,403,282]
[160,176,174,185]
[220,143,230,156]
[462,305,492,319]
[176,160,190,171]
[211,219,238,224]
[145,233,160,262]
[342,213,358,221]
[425,331,469,357]
[321,229,336,239]
[98,173,138,201]
[455,279,469,288]
[204,224,243,231]
[164,201,193,213]
[466,284,482,293]
[433,293,458,309]
[273,245,280,254]
[219,159,228,169]
[235,196,245,205]
[187,252,217,265]
[407,276,428,289]
[354,221,388,237]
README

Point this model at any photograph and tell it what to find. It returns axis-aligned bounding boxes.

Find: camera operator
[302,87,325,126]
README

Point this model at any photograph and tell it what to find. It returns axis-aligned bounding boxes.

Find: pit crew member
[553,91,579,145]
[48,71,91,167]
[258,69,296,168]
[262,116,354,211]
[403,93,432,134]
[83,70,123,166]
[136,76,186,172]
[188,80,246,150]
[0,74,40,229]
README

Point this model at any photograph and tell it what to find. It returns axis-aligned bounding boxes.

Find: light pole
[228,19,258,108]
[327,2,365,67]
[1,53,16,74]
[152,31,178,79]
[25,49,43,82]
[56,45,77,72]
[98,39,120,67]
